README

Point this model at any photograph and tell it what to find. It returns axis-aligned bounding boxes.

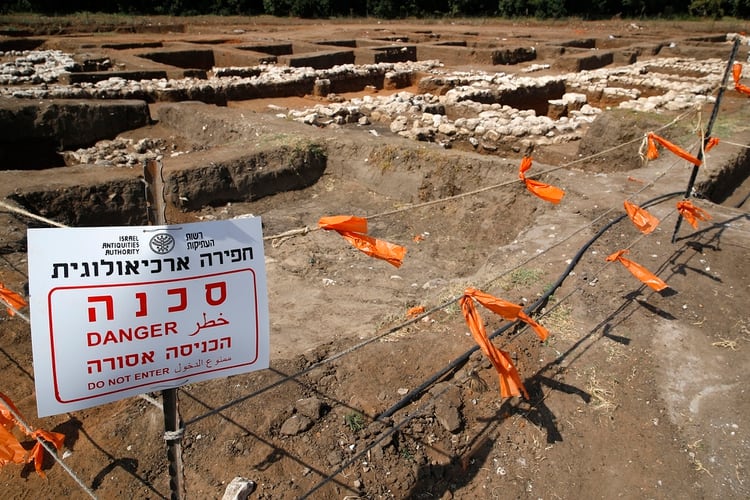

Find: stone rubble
[61,137,186,168]
[0,49,76,84]
[284,56,721,151]
[1,46,729,162]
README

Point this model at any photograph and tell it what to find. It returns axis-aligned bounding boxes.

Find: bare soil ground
[1,16,750,500]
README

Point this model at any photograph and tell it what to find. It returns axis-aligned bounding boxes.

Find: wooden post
[144,158,186,500]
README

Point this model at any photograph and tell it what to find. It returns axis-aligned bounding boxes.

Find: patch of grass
[399,446,414,462]
[344,412,365,433]
[436,281,473,316]
[500,267,544,291]
[542,303,576,343]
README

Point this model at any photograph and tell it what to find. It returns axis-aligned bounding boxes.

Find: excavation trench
[5,97,749,230]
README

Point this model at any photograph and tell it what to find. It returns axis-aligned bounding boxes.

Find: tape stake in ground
[318,215,407,268]
[459,294,529,399]
[606,249,669,292]
[624,200,660,234]
[0,283,26,316]
[518,157,565,204]
[676,200,712,229]
[646,132,702,167]
[732,63,750,95]
[0,392,65,478]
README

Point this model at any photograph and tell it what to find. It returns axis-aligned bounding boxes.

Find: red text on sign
[87,322,178,346]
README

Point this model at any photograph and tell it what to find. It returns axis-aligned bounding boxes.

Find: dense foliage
[3,0,750,19]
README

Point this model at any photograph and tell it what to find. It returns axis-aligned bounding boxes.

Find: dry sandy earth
[1,16,750,500]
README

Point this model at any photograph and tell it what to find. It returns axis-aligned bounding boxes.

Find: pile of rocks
[0,46,729,158]
[0,58,441,101]
[286,86,598,152]
[0,49,76,85]
[284,56,722,151]
[61,137,186,168]
[565,56,722,112]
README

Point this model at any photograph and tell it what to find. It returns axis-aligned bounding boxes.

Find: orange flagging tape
[406,305,426,318]
[465,288,549,342]
[623,200,660,234]
[0,392,65,478]
[676,200,712,229]
[459,288,550,399]
[646,132,702,167]
[518,157,565,204]
[460,294,529,399]
[705,136,720,152]
[733,63,750,95]
[319,215,407,268]
[606,250,669,292]
[0,283,26,316]
[28,429,65,478]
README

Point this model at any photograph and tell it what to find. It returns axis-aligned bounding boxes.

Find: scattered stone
[434,402,462,433]
[221,477,256,500]
[431,382,463,433]
[390,115,409,133]
[280,415,314,436]
[326,450,343,466]
[295,397,325,420]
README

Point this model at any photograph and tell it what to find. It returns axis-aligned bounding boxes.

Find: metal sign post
[145,158,186,500]
[671,36,741,243]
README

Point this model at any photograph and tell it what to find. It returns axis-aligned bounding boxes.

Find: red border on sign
[46,268,260,404]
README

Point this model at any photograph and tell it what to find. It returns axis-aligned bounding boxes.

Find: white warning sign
[27,218,269,417]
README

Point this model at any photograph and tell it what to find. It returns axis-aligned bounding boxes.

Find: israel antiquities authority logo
[149,233,176,254]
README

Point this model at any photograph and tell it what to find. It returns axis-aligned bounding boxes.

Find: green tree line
[2,0,750,19]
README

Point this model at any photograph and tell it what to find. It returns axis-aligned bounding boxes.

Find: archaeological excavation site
[1,15,749,500]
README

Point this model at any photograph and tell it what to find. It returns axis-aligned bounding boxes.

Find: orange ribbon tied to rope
[732,63,750,96]
[0,283,26,316]
[465,288,549,342]
[676,200,712,229]
[459,288,550,399]
[646,132,702,167]
[318,215,407,268]
[0,402,26,466]
[623,200,660,234]
[460,294,528,399]
[705,136,720,152]
[28,429,66,478]
[606,249,669,292]
[0,392,65,477]
[518,157,565,204]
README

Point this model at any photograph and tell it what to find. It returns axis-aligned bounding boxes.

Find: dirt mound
[576,108,694,172]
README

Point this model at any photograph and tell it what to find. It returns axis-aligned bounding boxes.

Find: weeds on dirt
[712,319,750,350]
[712,338,740,350]
[541,303,576,343]
[687,439,714,477]
[585,368,617,412]
[399,446,415,462]
[344,411,366,432]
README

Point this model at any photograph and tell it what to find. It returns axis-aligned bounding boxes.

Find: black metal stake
[145,159,186,500]
[671,35,742,243]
